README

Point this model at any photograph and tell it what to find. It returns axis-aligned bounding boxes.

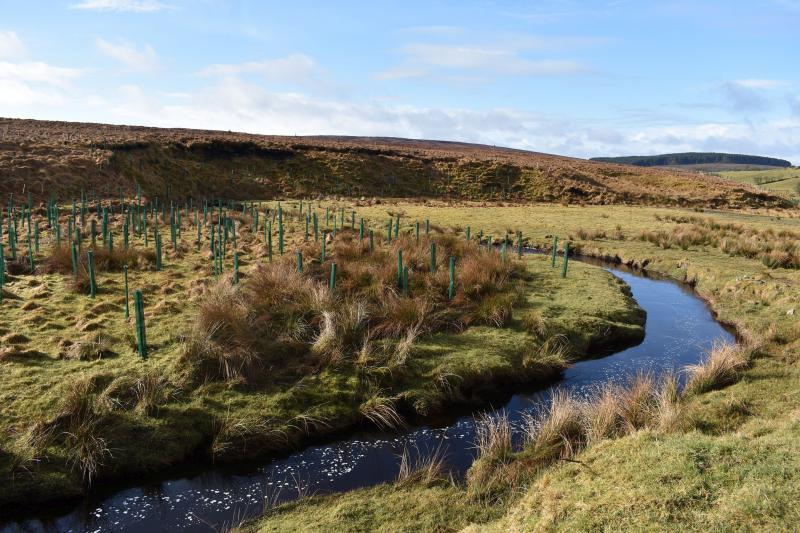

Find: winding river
[2,263,734,533]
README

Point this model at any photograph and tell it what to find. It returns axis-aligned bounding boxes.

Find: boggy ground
[0,200,645,514]
[243,201,800,532]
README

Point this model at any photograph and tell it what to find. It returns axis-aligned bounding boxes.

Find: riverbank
[243,202,800,532]
[0,241,644,516]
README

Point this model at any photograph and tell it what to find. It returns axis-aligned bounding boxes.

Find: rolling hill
[0,118,788,208]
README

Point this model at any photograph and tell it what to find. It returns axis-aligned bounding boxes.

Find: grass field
[0,200,646,512]
[243,201,800,532]
[716,168,800,199]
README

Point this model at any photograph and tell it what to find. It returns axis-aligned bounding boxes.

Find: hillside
[591,152,792,169]
[0,118,788,208]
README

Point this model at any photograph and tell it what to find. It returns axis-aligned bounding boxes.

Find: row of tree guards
[0,193,572,358]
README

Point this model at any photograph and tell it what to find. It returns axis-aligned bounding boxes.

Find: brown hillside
[0,117,787,208]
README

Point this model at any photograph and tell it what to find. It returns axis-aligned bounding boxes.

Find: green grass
[243,201,800,532]
[0,204,644,511]
[717,168,800,199]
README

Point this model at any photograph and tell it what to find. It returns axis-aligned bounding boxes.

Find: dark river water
[2,264,734,532]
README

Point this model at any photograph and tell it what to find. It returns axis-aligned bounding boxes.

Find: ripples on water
[3,269,734,533]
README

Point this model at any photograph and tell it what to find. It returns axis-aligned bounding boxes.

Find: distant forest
[591,152,792,168]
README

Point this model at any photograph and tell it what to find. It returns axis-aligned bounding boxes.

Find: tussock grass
[684,342,752,394]
[640,215,800,268]
[53,377,111,485]
[523,390,584,463]
[359,395,405,430]
[179,231,524,387]
[396,443,448,487]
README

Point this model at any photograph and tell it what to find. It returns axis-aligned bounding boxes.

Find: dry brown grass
[684,342,752,394]
[179,231,523,386]
[641,215,800,268]
[396,443,448,487]
[1,117,786,208]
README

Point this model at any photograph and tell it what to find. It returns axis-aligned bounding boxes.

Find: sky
[1,0,799,163]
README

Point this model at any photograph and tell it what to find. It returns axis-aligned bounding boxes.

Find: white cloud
[52,77,791,165]
[730,79,788,89]
[0,61,83,108]
[199,54,321,85]
[71,0,170,12]
[0,31,25,60]
[0,61,83,86]
[95,38,159,71]
[377,37,594,81]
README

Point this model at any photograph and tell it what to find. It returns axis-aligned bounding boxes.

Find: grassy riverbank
[244,202,800,532]
[0,204,645,514]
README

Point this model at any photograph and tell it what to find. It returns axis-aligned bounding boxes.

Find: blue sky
[1,0,798,163]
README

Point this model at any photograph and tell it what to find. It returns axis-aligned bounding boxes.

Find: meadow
[716,167,800,200]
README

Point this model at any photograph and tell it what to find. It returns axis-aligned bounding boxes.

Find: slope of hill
[0,118,788,208]
[591,152,792,169]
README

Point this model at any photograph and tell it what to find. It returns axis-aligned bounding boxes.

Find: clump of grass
[523,390,584,463]
[44,244,154,274]
[521,310,549,339]
[396,443,448,487]
[54,376,112,485]
[575,228,607,241]
[467,411,514,500]
[392,325,419,367]
[582,384,624,443]
[134,370,172,416]
[684,342,752,394]
[473,411,513,464]
[618,373,658,432]
[359,394,405,430]
[178,279,259,383]
[8,421,55,476]
[522,335,571,373]
[60,334,115,361]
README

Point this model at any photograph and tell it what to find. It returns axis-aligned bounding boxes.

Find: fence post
[551,236,558,268]
[561,242,570,278]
